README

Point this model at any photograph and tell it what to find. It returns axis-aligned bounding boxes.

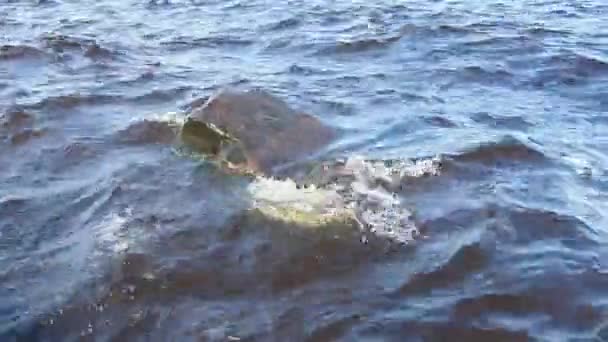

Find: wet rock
[182,88,336,175]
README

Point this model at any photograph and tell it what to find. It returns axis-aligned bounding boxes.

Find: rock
[181,88,336,175]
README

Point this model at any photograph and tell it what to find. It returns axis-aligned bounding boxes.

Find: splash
[246,155,442,244]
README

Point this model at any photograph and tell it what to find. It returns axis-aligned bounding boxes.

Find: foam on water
[246,155,441,243]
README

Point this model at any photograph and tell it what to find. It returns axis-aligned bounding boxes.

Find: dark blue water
[1,0,608,341]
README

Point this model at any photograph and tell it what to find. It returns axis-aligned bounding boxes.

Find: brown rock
[184,89,336,175]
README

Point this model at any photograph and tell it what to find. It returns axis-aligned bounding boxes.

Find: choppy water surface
[2,0,608,340]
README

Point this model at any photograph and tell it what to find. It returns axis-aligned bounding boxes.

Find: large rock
[181,89,336,175]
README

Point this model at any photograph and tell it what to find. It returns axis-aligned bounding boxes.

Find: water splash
[246,155,442,244]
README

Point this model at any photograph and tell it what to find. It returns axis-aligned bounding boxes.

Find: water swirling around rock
[2,0,608,341]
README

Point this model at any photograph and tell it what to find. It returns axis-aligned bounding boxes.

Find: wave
[369,321,530,341]
[529,51,608,87]
[446,136,547,167]
[113,119,178,145]
[0,45,46,61]
[160,35,253,51]
[39,33,117,60]
[23,94,119,111]
[317,35,401,55]
[394,242,488,296]
[1,109,34,131]
[524,26,572,37]
[128,86,192,104]
[1,109,45,146]
[264,17,301,31]
[504,207,598,247]
[441,65,515,87]
[424,115,458,128]
[21,87,191,113]
[471,112,533,131]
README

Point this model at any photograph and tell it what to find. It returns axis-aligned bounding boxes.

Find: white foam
[245,155,440,244]
[147,111,187,127]
[94,207,131,253]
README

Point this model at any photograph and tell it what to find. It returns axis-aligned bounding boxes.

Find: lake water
[1,0,608,341]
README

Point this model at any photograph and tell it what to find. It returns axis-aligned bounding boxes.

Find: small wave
[128,86,192,104]
[434,24,472,35]
[471,112,532,131]
[372,321,530,341]
[160,35,253,51]
[287,64,322,76]
[41,33,89,51]
[24,94,118,111]
[8,129,46,146]
[312,99,357,116]
[569,53,608,75]
[462,35,543,53]
[0,110,34,131]
[1,110,45,146]
[82,43,114,60]
[524,26,572,37]
[319,35,401,55]
[530,51,608,87]
[424,115,457,128]
[181,96,210,112]
[504,207,597,247]
[0,45,46,60]
[452,287,602,334]
[114,119,178,145]
[447,136,547,166]
[440,66,515,87]
[39,33,117,60]
[400,23,473,38]
[264,17,301,31]
[388,241,488,299]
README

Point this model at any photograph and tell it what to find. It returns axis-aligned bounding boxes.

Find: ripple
[504,207,597,247]
[317,35,401,55]
[447,136,547,167]
[128,86,192,104]
[264,17,301,31]
[8,129,46,146]
[160,35,254,51]
[436,65,515,88]
[424,115,458,128]
[113,119,178,145]
[393,242,488,296]
[362,321,529,341]
[0,45,46,61]
[524,26,572,38]
[530,51,608,87]
[23,94,119,111]
[471,112,533,131]
[0,110,34,131]
[0,109,45,146]
[2,0,608,340]
[39,33,118,60]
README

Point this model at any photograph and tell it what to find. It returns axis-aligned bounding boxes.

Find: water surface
[1,0,608,340]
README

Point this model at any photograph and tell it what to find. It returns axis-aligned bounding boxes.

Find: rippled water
[2,0,608,340]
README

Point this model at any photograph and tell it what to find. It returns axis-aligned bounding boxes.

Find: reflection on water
[2,0,608,340]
